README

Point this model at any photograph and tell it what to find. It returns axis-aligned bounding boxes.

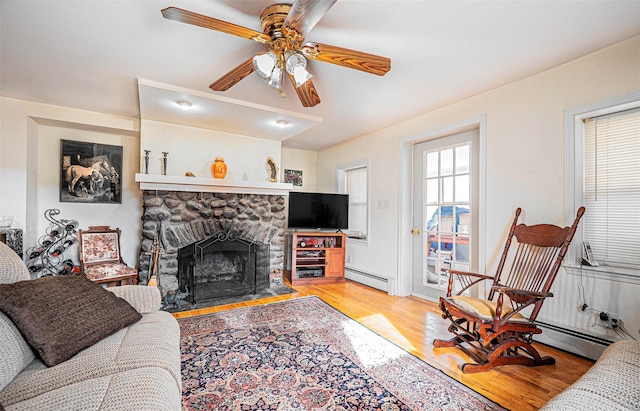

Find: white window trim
[337,160,369,243]
[564,90,640,284]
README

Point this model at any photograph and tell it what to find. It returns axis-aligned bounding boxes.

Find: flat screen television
[287,192,349,230]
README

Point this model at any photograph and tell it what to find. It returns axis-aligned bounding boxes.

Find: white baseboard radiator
[344,267,392,293]
[536,321,614,360]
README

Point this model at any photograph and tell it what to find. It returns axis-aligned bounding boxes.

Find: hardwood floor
[173,280,594,410]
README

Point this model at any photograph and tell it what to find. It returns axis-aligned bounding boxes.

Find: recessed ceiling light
[275,120,289,127]
[175,100,193,109]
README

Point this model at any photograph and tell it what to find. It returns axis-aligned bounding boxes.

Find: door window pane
[425,178,439,204]
[455,145,470,174]
[426,152,439,178]
[442,176,454,203]
[455,175,469,203]
[440,149,454,176]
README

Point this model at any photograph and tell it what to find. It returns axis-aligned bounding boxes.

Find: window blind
[583,109,640,268]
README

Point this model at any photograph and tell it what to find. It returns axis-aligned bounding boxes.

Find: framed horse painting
[60,140,123,204]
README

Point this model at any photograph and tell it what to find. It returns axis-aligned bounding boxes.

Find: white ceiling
[2,0,639,151]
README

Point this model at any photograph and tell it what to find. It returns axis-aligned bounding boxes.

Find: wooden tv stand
[285,231,346,286]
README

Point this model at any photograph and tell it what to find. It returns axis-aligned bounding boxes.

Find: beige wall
[0,97,140,262]
[316,132,398,278]
[36,125,141,265]
[281,147,317,192]
[140,120,282,182]
[317,35,640,342]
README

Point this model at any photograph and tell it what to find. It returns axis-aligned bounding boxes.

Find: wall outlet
[346,255,352,264]
[595,311,620,329]
[609,313,620,329]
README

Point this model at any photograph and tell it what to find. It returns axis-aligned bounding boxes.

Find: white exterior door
[412,129,479,301]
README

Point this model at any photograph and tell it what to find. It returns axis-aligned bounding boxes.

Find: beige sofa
[0,242,182,410]
[541,339,640,410]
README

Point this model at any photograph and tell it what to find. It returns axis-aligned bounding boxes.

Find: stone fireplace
[137,189,287,301]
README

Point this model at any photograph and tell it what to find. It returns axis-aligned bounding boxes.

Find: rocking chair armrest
[447,270,494,280]
[444,270,494,296]
[491,285,553,299]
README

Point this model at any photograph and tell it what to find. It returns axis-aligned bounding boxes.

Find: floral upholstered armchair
[78,226,138,286]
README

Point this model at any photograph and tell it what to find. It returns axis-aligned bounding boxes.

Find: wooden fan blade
[301,42,391,76]
[162,7,271,43]
[287,74,321,107]
[209,56,257,91]
[284,0,337,36]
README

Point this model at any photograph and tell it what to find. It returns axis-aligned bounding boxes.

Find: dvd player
[297,268,324,278]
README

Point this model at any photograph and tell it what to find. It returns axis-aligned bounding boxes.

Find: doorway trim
[396,116,487,297]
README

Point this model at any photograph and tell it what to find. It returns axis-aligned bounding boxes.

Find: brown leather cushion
[0,275,141,366]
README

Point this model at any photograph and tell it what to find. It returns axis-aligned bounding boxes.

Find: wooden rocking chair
[433,207,585,373]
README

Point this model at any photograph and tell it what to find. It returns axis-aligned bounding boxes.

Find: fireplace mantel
[135,173,293,195]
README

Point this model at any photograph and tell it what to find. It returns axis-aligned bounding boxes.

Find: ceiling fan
[161,0,391,108]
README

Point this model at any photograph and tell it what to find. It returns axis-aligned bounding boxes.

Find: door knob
[411,228,421,235]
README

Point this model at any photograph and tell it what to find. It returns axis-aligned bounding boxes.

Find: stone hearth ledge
[135,173,293,195]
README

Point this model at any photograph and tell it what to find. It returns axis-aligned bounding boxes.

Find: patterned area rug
[178,296,506,410]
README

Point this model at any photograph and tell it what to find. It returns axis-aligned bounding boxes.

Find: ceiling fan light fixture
[285,51,312,87]
[292,67,313,88]
[266,65,283,90]
[253,52,277,78]
[284,51,306,73]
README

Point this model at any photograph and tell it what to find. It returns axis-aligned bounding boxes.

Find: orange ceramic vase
[211,157,227,179]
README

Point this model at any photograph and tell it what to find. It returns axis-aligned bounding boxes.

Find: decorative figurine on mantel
[266,157,278,182]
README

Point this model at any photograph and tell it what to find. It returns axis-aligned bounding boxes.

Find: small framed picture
[284,169,303,186]
[60,140,123,204]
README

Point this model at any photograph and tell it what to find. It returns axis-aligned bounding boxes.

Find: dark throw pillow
[0,275,141,366]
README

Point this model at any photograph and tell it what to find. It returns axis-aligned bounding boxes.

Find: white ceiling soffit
[138,79,323,142]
